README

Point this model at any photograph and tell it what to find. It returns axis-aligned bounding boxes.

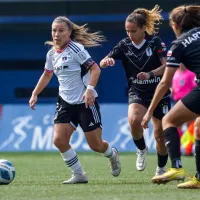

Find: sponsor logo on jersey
[133,77,161,84]
[53,66,63,70]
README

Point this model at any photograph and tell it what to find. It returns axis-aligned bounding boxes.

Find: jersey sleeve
[107,41,124,60]
[155,37,167,58]
[44,51,53,72]
[74,47,95,69]
[166,41,182,68]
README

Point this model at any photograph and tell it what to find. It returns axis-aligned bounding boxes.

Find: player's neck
[132,33,146,45]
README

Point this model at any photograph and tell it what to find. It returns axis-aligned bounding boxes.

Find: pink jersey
[172,69,196,101]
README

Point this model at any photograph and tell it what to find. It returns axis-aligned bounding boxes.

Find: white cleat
[109,148,121,177]
[63,172,88,184]
[154,166,167,176]
[136,147,148,171]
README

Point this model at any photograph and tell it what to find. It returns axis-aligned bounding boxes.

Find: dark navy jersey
[107,34,170,100]
[167,27,200,80]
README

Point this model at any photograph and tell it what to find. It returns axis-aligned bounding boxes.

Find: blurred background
[0,0,197,153]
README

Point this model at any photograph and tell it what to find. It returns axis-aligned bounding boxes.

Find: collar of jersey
[131,39,146,49]
[55,40,71,53]
[179,27,200,38]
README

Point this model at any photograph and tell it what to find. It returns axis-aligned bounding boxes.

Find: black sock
[195,140,200,180]
[157,153,168,168]
[133,136,146,150]
[164,127,182,168]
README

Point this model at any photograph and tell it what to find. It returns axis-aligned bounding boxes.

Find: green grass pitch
[0,152,199,200]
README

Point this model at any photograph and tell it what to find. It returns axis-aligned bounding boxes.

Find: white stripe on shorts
[91,105,100,123]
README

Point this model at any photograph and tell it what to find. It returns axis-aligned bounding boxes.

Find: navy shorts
[129,94,171,120]
[181,86,200,115]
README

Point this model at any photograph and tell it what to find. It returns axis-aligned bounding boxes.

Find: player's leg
[128,97,148,171]
[177,117,200,189]
[152,91,199,184]
[53,97,88,184]
[151,97,170,178]
[151,117,168,177]
[79,100,121,177]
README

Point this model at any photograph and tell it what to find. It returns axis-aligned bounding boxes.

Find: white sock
[61,148,84,175]
[103,144,115,160]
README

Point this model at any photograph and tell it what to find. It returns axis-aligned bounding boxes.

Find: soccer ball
[0,159,15,184]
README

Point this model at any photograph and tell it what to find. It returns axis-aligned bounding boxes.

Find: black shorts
[54,96,102,132]
[181,86,200,115]
[129,94,171,120]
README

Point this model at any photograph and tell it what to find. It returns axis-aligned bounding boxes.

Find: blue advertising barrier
[0,104,156,152]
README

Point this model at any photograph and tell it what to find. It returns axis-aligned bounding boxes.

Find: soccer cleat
[109,148,121,177]
[152,166,167,183]
[63,172,88,184]
[136,147,148,171]
[152,168,185,184]
[155,166,167,176]
[177,177,200,189]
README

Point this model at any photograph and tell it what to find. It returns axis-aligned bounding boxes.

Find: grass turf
[0,152,198,200]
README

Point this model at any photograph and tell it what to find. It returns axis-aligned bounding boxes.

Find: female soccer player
[29,16,121,184]
[100,5,170,178]
[142,5,200,189]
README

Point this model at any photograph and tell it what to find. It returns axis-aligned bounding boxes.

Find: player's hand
[29,95,38,110]
[82,89,95,108]
[102,58,115,67]
[137,72,150,80]
[141,111,152,129]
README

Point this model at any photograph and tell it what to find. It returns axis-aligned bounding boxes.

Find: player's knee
[162,115,171,129]
[154,134,164,144]
[128,117,141,128]
[53,137,67,148]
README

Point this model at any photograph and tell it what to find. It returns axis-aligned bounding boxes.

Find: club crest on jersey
[62,52,73,62]
[146,47,152,56]
[62,57,67,61]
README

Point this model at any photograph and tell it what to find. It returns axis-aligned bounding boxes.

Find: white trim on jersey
[166,62,180,66]
[131,39,146,49]
[68,41,81,53]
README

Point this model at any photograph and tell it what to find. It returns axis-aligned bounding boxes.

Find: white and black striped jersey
[45,40,98,104]
[167,27,200,80]
[107,34,170,100]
